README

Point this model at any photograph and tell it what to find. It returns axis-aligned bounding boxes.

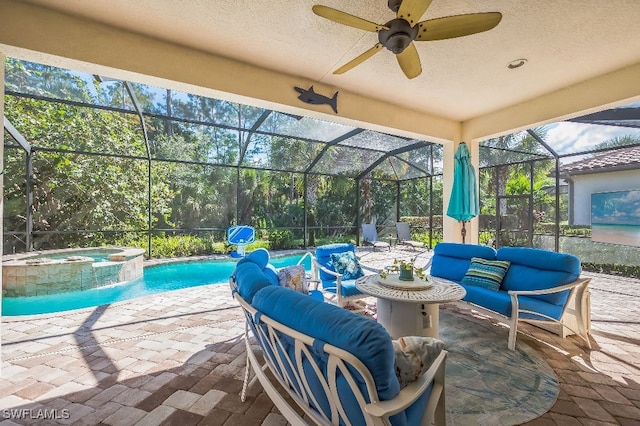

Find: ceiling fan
[312,0,502,79]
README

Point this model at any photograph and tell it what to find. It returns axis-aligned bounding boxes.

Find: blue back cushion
[497,247,580,305]
[240,248,270,269]
[252,285,404,424]
[430,243,497,282]
[315,243,356,282]
[233,262,274,303]
[235,248,280,287]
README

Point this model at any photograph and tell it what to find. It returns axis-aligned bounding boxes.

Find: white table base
[356,274,466,340]
[376,298,439,339]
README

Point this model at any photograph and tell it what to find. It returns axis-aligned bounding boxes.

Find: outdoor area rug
[440,309,559,425]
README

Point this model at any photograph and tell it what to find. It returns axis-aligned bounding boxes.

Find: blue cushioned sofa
[230,250,447,425]
[429,243,591,350]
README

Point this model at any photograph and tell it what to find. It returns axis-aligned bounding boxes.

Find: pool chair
[227,225,255,257]
[361,223,391,251]
[312,243,370,310]
[396,222,427,251]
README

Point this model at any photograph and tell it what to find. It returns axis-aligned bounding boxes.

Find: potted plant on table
[380,259,427,281]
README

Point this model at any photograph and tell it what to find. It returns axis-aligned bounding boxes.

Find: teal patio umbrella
[446,142,479,243]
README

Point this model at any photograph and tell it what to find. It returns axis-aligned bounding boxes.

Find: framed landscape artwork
[591,189,640,247]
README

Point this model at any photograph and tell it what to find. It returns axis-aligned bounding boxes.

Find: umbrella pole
[461,221,467,244]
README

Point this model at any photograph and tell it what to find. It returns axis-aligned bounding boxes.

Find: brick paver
[1,248,638,425]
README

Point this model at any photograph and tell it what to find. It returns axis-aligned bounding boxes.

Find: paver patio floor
[1,248,639,425]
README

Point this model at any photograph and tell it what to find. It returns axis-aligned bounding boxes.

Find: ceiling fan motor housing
[378,18,419,54]
[387,0,402,13]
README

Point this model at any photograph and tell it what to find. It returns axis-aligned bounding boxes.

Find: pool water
[34,250,118,262]
[2,254,308,316]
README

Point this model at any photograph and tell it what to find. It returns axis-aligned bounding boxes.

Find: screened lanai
[4,59,640,274]
[3,59,446,256]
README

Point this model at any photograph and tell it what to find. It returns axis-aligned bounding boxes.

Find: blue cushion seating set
[230,249,447,425]
[429,242,592,350]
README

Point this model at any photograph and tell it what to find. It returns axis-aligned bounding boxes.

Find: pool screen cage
[3,58,640,258]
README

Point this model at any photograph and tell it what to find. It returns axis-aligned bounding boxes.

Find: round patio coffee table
[356,274,466,339]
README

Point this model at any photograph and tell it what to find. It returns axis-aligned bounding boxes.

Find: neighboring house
[556,146,640,225]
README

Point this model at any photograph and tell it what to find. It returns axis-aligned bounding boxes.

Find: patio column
[1,50,5,338]
[442,140,480,244]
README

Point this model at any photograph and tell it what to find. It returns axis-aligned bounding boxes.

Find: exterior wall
[570,169,640,225]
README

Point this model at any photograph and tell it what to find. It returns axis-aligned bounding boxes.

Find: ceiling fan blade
[312,5,387,32]
[396,43,422,79]
[334,43,384,74]
[415,12,502,41]
[396,0,434,25]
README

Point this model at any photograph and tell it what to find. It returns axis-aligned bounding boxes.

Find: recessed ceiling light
[507,59,527,69]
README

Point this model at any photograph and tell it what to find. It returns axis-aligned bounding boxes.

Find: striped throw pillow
[461,257,511,291]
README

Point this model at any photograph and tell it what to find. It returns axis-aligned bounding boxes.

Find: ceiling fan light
[507,59,527,69]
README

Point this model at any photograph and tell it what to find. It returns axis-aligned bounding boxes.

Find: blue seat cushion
[321,279,362,297]
[497,247,580,305]
[315,243,356,282]
[404,382,434,425]
[461,284,512,317]
[251,285,407,424]
[430,243,497,282]
[461,284,564,320]
[309,289,324,301]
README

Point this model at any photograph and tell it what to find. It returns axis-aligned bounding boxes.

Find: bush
[479,231,495,246]
[268,230,295,250]
[114,234,224,258]
[582,262,640,278]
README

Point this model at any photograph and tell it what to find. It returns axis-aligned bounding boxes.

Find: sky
[544,101,640,161]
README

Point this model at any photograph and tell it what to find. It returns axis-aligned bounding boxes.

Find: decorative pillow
[461,257,511,291]
[278,265,308,295]
[393,336,444,389]
[329,251,364,280]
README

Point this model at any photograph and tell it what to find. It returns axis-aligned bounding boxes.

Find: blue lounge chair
[312,243,369,309]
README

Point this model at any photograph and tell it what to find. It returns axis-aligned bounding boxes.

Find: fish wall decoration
[294,86,338,114]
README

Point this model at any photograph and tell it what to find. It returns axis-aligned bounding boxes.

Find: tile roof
[558,145,640,175]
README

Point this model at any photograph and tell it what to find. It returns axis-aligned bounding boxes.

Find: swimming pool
[2,254,308,316]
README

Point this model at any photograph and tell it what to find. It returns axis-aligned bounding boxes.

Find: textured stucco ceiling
[4,0,640,141]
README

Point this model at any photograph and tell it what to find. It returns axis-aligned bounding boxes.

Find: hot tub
[2,247,145,297]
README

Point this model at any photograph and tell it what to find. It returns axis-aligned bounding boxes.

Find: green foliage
[534,224,591,237]
[268,229,296,249]
[582,262,639,278]
[479,231,495,246]
[115,234,219,258]
[149,235,212,258]
[4,95,174,251]
[111,233,275,258]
